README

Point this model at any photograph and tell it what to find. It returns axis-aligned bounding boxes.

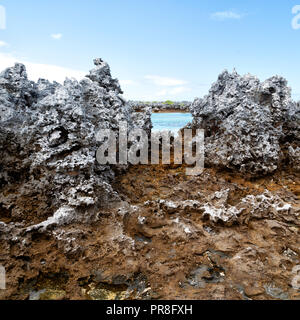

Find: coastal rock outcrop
[189,70,300,176]
[0,61,299,300]
[0,59,133,228]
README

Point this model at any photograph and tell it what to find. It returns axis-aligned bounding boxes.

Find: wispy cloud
[211,10,243,21]
[0,41,8,47]
[157,86,192,96]
[0,52,85,83]
[51,33,63,40]
[145,75,187,87]
[143,74,191,98]
[292,5,300,30]
[119,79,137,86]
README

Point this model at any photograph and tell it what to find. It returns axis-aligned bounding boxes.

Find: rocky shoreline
[0,58,299,300]
[128,100,191,113]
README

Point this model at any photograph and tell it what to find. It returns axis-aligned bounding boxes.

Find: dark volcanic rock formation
[0,59,151,229]
[0,62,299,301]
[189,70,300,176]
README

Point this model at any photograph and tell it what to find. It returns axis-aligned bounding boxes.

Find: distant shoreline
[136,109,190,114]
[129,101,191,113]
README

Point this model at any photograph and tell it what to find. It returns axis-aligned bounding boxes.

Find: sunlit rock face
[190,70,300,176]
[0,59,140,227]
[0,62,299,301]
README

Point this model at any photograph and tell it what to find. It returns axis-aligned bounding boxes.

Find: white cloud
[145,75,187,87]
[0,52,85,83]
[119,79,137,86]
[142,75,191,99]
[211,11,243,21]
[0,41,8,47]
[157,86,191,96]
[51,33,63,40]
[170,87,192,94]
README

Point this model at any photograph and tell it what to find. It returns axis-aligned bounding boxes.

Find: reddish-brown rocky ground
[0,163,299,300]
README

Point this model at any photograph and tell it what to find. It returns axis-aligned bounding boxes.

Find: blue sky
[0,0,299,101]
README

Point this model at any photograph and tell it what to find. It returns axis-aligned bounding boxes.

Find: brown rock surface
[1,163,299,300]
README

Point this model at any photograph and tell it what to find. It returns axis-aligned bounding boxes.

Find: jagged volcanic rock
[0,59,147,229]
[0,62,299,301]
[190,70,300,175]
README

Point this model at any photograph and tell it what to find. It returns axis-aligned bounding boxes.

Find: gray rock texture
[189,70,300,175]
[0,61,299,301]
[130,106,153,136]
[0,62,299,232]
[0,59,141,228]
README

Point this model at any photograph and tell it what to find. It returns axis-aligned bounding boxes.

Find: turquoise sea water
[151,113,193,133]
